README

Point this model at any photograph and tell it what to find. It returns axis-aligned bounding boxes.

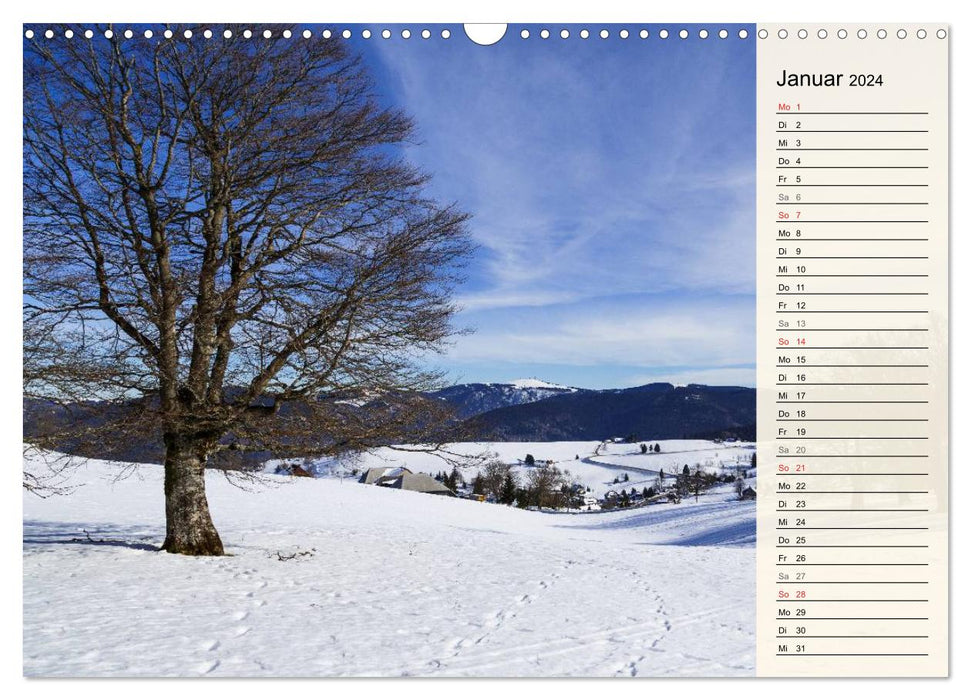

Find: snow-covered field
[23,449,755,677]
[292,439,756,499]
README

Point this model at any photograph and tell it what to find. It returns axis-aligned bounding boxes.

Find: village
[272,438,758,514]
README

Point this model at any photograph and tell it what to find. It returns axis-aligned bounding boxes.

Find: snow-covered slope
[23,451,755,677]
[301,439,756,499]
[507,378,573,390]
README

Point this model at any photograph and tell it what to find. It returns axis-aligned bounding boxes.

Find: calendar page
[20,21,948,679]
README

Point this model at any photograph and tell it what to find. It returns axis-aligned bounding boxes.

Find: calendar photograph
[21,20,947,680]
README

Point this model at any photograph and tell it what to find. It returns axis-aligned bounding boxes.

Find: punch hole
[464,24,505,45]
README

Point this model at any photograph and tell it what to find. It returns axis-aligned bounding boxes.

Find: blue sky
[353,25,755,389]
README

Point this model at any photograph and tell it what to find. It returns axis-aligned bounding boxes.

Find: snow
[23,448,755,677]
[299,439,756,499]
[504,378,574,391]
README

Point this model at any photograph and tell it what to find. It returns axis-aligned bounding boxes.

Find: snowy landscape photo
[23,23,756,677]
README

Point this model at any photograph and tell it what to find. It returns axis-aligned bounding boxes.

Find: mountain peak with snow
[506,378,573,391]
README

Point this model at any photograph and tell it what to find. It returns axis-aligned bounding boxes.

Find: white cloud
[444,297,755,370]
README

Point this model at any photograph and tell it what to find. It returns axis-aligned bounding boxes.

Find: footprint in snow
[200,639,220,652]
[233,610,250,621]
[234,626,252,637]
[194,659,219,675]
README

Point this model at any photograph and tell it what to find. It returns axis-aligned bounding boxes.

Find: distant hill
[24,381,755,461]
[464,383,755,442]
[425,379,578,420]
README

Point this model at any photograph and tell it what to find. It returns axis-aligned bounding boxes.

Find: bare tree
[524,464,568,509]
[478,459,511,503]
[23,24,473,555]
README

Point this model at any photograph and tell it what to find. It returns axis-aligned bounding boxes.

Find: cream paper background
[756,23,948,676]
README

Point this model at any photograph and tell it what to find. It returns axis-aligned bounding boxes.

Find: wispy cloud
[362,30,756,387]
[443,295,754,369]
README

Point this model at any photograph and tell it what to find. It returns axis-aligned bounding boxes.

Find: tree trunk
[161,434,224,556]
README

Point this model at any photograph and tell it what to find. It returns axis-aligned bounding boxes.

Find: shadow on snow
[23,520,161,552]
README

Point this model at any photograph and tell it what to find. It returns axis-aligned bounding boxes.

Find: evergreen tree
[654,443,661,453]
[500,471,517,505]
[524,454,536,466]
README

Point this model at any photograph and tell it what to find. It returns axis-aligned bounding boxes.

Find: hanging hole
[463,23,506,45]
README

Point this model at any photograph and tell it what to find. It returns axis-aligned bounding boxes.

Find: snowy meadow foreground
[23,448,755,677]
